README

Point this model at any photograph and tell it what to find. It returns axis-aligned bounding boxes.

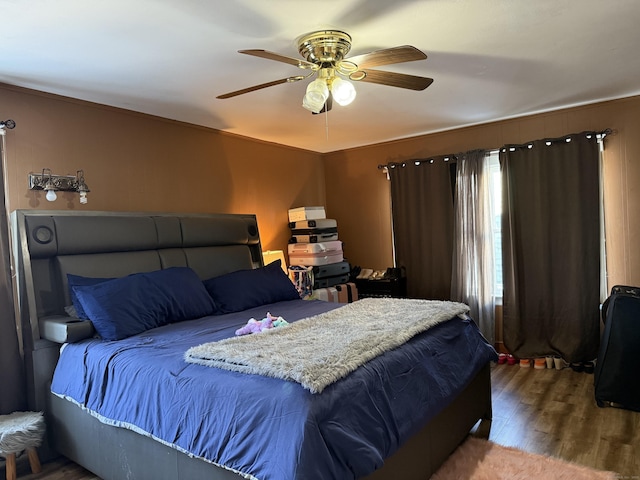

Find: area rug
[431,437,617,480]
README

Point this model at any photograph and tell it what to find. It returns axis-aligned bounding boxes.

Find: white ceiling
[2,0,639,153]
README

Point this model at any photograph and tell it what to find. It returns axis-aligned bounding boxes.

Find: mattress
[51,298,496,480]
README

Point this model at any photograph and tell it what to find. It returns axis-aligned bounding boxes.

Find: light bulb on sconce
[75,170,90,204]
[45,188,57,202]
[42,169,57,202]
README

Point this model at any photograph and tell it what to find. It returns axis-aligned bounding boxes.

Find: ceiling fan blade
[239,49,317,70]
[352,69,434,91]
[216,76,305,99]
[345,45,427,69]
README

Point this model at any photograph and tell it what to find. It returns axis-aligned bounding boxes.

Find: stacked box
[288,240,344,266]
[286,208,356,301]
[289,219,338,244]
[288,206,326,222]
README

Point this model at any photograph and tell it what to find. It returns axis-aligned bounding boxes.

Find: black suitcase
[311,261,350,290]
[314,273,349,289]
[594,285,640,411]
[311,261,350,280]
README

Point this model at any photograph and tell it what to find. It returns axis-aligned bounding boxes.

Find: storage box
[288,240,343,266]
[289,250,344,266]
[288,206,326,222]
[290,232,339,243]
[335,283,359,303]
[355,277,407,298]
[288,218,336,230]
[312,287,339,302]
[288,241,342,255]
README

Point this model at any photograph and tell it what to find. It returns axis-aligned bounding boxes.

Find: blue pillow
[203,260,300,314]
[73,267,217,341]
[67,274,113,319]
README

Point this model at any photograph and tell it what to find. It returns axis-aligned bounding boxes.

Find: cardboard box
[288,206,326,222]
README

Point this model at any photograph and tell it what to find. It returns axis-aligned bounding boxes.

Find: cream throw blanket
[184,298,469,393]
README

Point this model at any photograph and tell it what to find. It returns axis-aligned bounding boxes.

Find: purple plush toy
[235,312,287,336]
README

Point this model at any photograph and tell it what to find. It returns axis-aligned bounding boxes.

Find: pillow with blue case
[67,273,113,319]
[203,259,301,314]
[70,267,217,341]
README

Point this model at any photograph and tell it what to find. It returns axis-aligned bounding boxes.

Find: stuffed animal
[235,318,270,336]
[272,317,288,328]
[235,312,288,336]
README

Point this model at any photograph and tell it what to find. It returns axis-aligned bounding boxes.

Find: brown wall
[0,84,325,253]
[3,83,639,294]
[324,95,640,293]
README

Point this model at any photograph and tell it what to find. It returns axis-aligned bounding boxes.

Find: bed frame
[11,210,492,480]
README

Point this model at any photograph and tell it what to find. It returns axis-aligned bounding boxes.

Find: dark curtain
[389,157,455,299]
[0,130,26,414]
[501,133,601,363]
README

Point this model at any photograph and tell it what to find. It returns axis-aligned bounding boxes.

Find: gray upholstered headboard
[11,210,263,411]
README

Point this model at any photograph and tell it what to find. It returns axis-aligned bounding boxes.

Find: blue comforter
[51,299,497,480]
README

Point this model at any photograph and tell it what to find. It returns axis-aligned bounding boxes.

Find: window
[487,151,503,301]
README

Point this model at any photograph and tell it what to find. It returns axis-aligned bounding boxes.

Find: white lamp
[262,250,288,275]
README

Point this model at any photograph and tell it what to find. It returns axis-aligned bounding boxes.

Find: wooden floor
[489,363,639,477]
[6,363,640,479]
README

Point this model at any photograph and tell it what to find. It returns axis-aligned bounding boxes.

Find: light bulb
[45,189,57,202]
[331,77,356,106]
[302,78,329,113]
[79,191,88,204]
[302,94,324,113]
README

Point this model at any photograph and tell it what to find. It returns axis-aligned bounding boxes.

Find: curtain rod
[377,128,612,170]
[377,155,458,170]
[500,128,612,152]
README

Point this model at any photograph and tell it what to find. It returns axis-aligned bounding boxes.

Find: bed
[11,210,496,480]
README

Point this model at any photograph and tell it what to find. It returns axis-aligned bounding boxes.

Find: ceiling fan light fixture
[331,77,356,106]
[298,30,352,64]
[302,78,329,113]
[218,30,433,114]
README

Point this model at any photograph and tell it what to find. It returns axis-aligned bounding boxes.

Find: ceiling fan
[216,30,433,114]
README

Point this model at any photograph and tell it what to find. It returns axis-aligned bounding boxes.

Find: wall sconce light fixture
[28,168,90,204]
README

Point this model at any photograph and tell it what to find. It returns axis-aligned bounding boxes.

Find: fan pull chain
[325,109,329,141]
